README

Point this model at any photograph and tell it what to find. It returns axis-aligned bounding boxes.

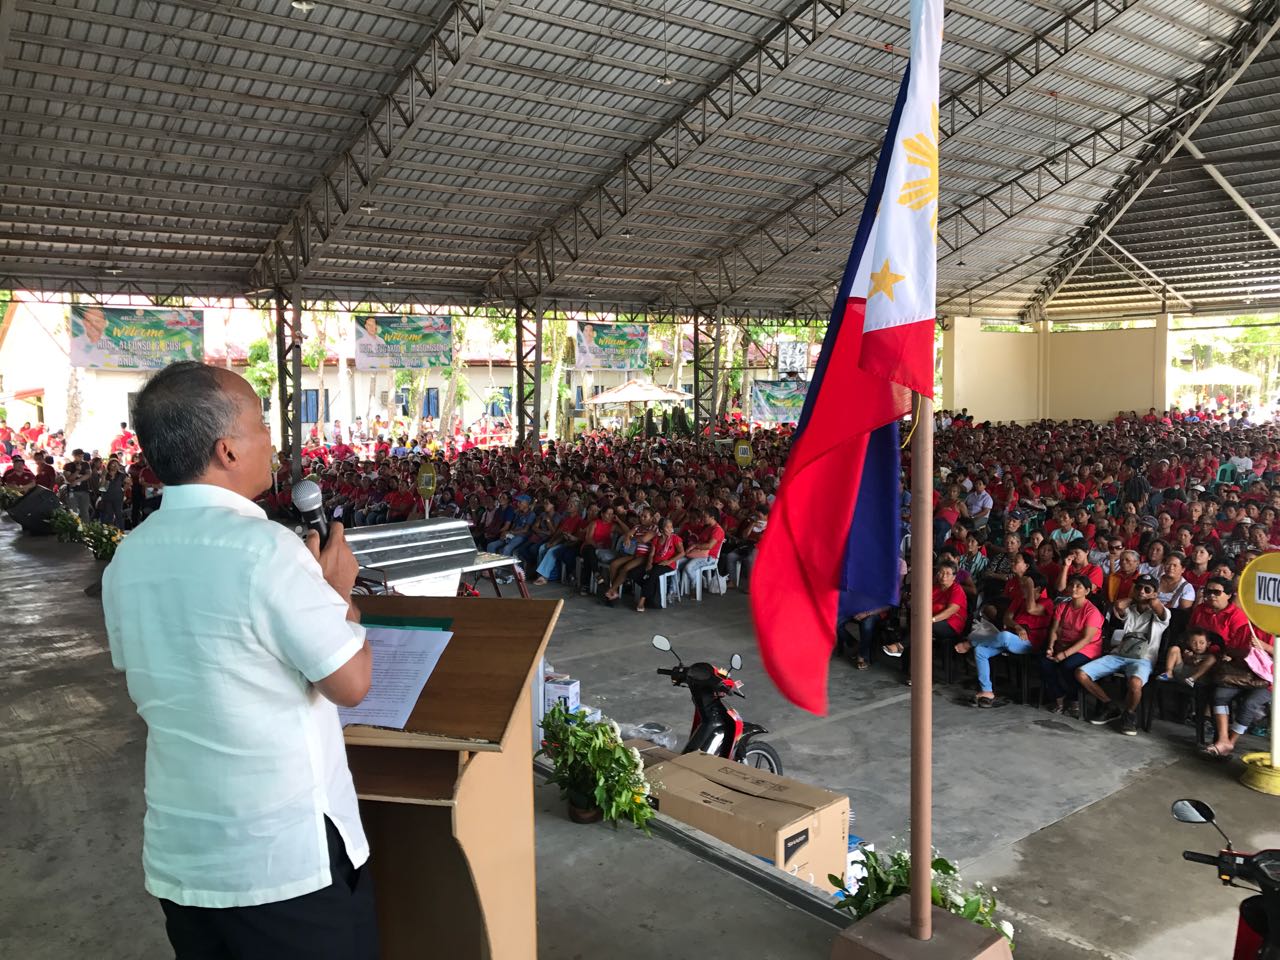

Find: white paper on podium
[338,627,452,730]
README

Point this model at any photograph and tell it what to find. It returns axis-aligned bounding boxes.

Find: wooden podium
[345,596,561,960]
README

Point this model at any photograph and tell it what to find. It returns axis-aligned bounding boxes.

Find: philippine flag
[751,0,941,715]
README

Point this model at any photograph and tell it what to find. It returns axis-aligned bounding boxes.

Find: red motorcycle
[1174,798,1280,959]
[651,635,782,775]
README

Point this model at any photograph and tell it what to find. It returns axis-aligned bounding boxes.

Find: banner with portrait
[750,379,809,423]
[354,314,453,370]
[574,322,648,370]
[69,305,203,368]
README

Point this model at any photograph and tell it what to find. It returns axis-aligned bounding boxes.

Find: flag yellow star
[868,259,906,301]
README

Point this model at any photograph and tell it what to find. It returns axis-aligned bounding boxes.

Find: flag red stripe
[860,318,936,399]
[750,298,908,715]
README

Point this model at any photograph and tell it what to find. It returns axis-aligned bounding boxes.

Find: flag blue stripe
[837,421,903,619]
[795,64,914,437]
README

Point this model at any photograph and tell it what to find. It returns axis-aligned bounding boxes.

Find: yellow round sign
[416,462,438,499]
[1236,552,1280,635]
[734,441,754,468]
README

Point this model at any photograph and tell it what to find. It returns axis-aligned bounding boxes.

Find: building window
[300,389,329,424]
[423,388,439,419]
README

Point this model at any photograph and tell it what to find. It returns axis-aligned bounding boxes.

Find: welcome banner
[354,314,453,370]
[69,305,203,369]
[750,380,810,423]
[575,322,648,370]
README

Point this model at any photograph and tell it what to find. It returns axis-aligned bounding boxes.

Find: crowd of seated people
[6,397,1279,751]
[867,407,1277,751]
[283,424,790,607]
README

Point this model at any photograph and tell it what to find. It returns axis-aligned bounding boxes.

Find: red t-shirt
[696,524,726,559]
[587,519,614,548]
[932,582,968,634]
[651,534,683,566]
[1052,601,1104,659]
[1189,602,1253,656]
[1184,568,1211,592]
[3,465,34,487]
[1009,586,1053,651]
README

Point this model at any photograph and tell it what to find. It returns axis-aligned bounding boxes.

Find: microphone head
[292,479,324,513]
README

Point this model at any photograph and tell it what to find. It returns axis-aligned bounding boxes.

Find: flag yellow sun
[897,103,939,237]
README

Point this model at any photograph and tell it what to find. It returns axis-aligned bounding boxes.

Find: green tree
[244,338,277,399]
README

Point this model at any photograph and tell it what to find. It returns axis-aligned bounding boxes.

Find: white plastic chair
[657,569,679,608]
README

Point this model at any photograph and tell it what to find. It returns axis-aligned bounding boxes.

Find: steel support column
[692,306,722,435]
[274,288,304,483]
[514,300,542,448]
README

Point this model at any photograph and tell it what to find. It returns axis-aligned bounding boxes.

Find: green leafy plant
[244,338,278,399]
[0,485,24,510]
[80,519,124,562]
[50,508,84,543]
[829,849,1014,948]
[536,703,655,834]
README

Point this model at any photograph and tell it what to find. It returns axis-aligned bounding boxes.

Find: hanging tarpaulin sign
[776,340,809,374]
[354,314,453,370]
[69,305,203,368]
[574,322,648,370]
[750,380,809,423]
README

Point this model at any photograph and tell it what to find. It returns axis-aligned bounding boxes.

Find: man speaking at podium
[103,362,378,959]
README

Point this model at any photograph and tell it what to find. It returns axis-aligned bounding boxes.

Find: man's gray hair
[134,361,241,485]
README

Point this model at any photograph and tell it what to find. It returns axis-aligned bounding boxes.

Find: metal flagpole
[909,392,934,940]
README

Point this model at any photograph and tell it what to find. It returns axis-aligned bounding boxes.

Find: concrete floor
[0,522,835,960]
[4,516,1277,960]
[530,575,1280,959]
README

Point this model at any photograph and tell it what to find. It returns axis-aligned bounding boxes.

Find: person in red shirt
[956,557,1051,706]
[679,507,725,596]
[1189,578,1254,656]
[34,455,56,490]
[383,478,418,523]
[630,517,686,612]
[2,454,36,490]
[1055,541,1102,598]
[1040,575,1104,715]
[883,561,967,659]
[109,422,136,456]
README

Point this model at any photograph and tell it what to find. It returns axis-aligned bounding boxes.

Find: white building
[0,294,779,452]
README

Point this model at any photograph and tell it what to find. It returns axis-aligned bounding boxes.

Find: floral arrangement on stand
[0,486,24,511]
[537,703,655,834]
[830,848,1014,948]
[47,506,124,562]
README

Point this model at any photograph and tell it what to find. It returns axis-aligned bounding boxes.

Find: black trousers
[160,818,378,960]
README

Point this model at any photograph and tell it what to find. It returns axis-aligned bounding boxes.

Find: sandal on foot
[1202,744,1233,759]
[882,644,904,658]
[855,657,870,671]
[974,695,1011,709]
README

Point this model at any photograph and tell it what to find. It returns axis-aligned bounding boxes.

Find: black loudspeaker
[5,485,60,535]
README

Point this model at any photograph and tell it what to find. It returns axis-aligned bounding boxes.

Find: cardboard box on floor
[645,752,849,893]
[623,738,678,767]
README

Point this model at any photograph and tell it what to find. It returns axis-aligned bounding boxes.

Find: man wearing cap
[2,453,35,490]
[1077,574,1171,735]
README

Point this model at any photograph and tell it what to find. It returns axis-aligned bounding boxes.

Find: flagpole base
[830,897,1012,960]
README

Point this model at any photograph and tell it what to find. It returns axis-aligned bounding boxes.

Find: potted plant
[49,507,84,543]
[537,703,655,833]
[830,848,1014,948]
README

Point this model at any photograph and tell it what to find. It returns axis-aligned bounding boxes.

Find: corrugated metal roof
[0,0,1275,319]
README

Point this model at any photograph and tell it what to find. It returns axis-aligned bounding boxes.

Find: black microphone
[292,479,328,545]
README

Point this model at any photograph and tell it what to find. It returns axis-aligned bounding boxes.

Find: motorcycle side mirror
[1172,799,1216,825]
[652,635,671,652]
[730,653,743,671]
[1172,799,1233,849]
